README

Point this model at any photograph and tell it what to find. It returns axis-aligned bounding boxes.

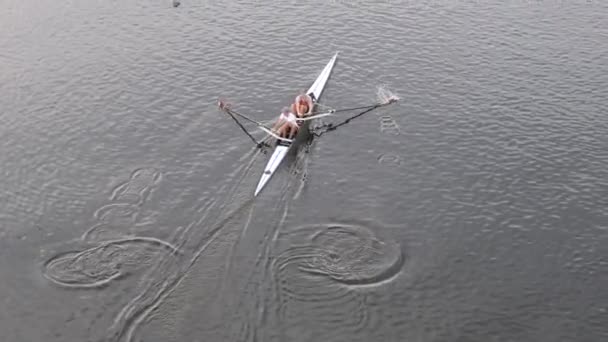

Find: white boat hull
[254,52,339,196]
[254,145,290,196]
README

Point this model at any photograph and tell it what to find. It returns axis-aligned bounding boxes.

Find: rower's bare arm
[271,118,283,131]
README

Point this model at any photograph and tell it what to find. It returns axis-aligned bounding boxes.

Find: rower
[291,93,313,118]
[272,107,299,139]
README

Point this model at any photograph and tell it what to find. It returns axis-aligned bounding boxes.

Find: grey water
[1,1,607,341]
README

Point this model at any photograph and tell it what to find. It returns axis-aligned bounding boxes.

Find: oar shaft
[230,109,263,126]
[332,104,382,113]
[311,101,393,137]
[308,103,385,116]
[228,109,278,132]
[222,108,263,147]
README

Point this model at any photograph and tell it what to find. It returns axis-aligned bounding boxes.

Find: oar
[218,102,294,144]
[227,108,267,127]
[308,100,397,116]
[295,110,336,121]
[224,108,292,141]
[218,99,269,148]
[311,98,399,137]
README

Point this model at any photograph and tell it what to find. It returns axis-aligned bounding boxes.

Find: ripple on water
[270,223,403,339]
[110,167,161,204]
[300,224,403,286]
[93,203,140,227]
[81,222,129,243]
[43,238,178,289]
[83,167,162,243]
[377,153,401,167]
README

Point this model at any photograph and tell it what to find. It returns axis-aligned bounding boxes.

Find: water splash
[376,85,400,104]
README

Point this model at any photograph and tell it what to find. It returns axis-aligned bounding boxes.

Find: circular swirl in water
[42,238,178,288]
[43,246,123,288]
[297,224,403,286]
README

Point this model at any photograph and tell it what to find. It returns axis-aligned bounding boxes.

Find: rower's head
[295,94,310,104]
[295,94,311,113]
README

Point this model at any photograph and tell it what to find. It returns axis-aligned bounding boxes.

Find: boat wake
[40,144,272,342]
[102,149,263,342]
[125,149,301,342]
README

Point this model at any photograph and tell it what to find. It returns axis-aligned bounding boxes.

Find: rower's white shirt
[281,111,297,124]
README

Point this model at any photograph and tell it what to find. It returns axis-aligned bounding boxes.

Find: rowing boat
[254,52,338,196]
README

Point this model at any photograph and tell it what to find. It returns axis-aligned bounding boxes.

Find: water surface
[1,1,607,341]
